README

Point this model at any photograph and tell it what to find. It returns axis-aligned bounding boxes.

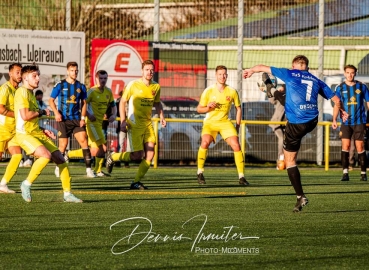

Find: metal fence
[1,0,369,165]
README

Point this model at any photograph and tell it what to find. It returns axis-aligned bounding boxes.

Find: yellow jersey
[0,81,17,133]
[86,86,115,124]
[123,79,161,128]
[14,86,43,135]
[199,84,241,122]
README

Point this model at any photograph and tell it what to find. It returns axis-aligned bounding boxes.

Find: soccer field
[1,164,368,269]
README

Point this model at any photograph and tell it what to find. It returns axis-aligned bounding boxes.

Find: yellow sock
[112,152,131,162]
[26,157,50,183]
[197,147,208,171]
[134,159,151,182]
[68,149,83,159]
[234,150,244,175]
[58,162,71,192]
[94,157,104,173]
[3,153,22,184]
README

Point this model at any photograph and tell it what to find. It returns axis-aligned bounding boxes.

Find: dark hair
[9,63,22,71]
[21,64,39,76]
[96,70,108,77]
[35,90,43,96]
[215,65,227,72]
[292,55,309,67]
[67,62,78,69]
[344,64,357,73]
[142,60,154,69]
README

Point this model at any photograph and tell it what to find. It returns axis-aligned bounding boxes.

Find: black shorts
[283,117,318,152]
[340,124,366,141]
[57,120,86,138]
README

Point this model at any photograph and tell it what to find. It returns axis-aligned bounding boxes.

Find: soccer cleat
[96,171,111,177]
[360,174,367,181]
[130,181,148,190]
[0,184,16,194]
[262,72,277,98]
[64,193,83,203]
[20,181,32,203]
[55,166,60,178]
[105,153,115,174]
[341,173,349,181]
[86,168,96,178]
[197,173,206,184]
[63,151,69,163]
[23,159,33,167]
[239,177,250,186]
[293,196,309,212]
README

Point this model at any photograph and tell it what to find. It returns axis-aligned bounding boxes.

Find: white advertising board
[0,29,85,102]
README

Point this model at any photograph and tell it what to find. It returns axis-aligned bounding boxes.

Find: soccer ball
[276,160,286,170]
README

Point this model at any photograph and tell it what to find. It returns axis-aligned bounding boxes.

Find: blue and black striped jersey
[50,79,87,120]
[335,81,369,125]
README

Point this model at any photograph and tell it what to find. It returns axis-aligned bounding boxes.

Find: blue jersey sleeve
[50,81,62,99]
[318,80,335,100]
[363,84,369,101]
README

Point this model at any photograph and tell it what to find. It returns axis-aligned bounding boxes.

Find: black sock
[358,151,367,173]
[341,150,349,171]
[287,166,304,196]
[83,148,92,168]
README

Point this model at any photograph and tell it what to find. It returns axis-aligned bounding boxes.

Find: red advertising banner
[91,39,207,99]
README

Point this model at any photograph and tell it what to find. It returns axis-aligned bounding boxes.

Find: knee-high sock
[68,149,83,159]
[82,148,92,168]
[197,147,208,171]
[341,150,349,170]
[94,157,104,173]
[134,159,151,182]
[234,151,244,176]
[58,162,71,192]
[287,166,304,196]
[1,153,22,184]
[358,151,367,173]
[26,157,50,183]
[112,152,131,162]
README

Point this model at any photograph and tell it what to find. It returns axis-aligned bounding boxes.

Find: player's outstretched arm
[243,65,272,79]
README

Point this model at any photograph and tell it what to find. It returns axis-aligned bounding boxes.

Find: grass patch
[1,164,368,269]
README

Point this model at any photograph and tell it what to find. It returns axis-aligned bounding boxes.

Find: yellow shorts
[0,136,19,153]
[201,120,238,142]
[15,132,59,155]
[86,122,106,148]
[127,124,156,152]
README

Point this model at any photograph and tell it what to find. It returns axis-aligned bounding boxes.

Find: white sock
[24,180,32,186]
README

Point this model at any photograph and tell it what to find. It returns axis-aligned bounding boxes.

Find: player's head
[344,64,357,82]
[35,89,43,100]
[21,64,40,90]
[8,63,22,85]
[95,70,108,88]
[215,65,228,84]
[141,60,155,81]
[292,55,309,71]
[66,61,79,81]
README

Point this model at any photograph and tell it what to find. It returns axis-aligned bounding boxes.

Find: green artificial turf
[0,164,368,269]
